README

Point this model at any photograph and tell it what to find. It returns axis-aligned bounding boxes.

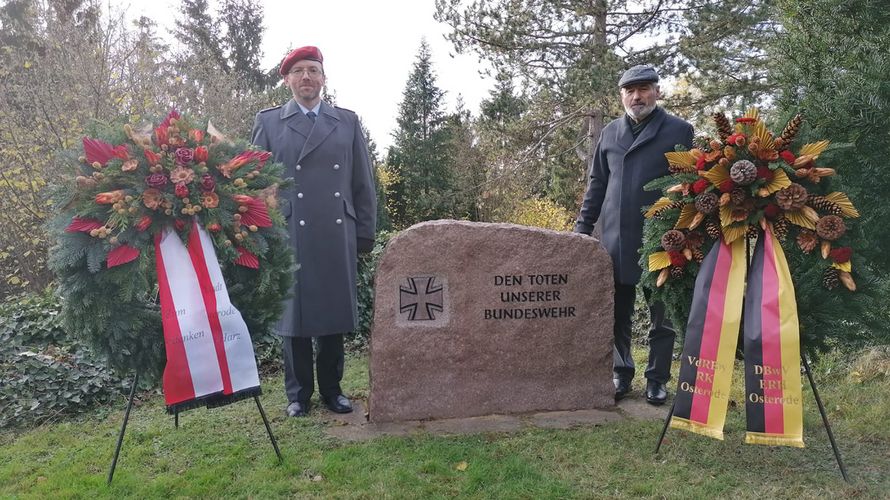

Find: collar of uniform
[318,101,340,122]
[279,99,303,120]
[296,101,322,116]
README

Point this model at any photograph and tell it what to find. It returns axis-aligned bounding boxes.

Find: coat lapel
[626,107,666,155]
[298,101,340,162]
[281,100,313,139]
[616,115,635,153]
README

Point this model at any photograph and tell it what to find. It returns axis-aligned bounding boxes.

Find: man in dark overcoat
[252,46,377,417]
[575,65,693,405]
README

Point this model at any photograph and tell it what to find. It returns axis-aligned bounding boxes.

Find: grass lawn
[1,347,888,499]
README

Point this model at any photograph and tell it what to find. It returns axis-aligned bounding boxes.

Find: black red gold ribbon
[671,227,803,447]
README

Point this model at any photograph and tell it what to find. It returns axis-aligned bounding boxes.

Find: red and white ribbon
[155,221,260,409]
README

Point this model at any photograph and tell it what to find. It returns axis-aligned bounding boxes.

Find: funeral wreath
[640,109,861,346]
[49,111,294,381]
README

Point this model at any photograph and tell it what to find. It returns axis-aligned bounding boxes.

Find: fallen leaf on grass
[455,461,468,472]
[302,469,324,482]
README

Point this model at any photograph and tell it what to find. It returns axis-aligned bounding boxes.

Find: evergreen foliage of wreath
[48,111,294,382]
[640,109,877,353]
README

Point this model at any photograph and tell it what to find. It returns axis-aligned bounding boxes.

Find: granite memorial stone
[369,220,615,422]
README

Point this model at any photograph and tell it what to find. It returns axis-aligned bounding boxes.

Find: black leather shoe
[613,378,631,401]
[286,401,310,417]
[646,380,668,405]
[322,394,353,414]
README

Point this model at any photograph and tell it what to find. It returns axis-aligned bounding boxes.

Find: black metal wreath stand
[107,371,139,484]
[653,232,850,483]
[106,372,283,484]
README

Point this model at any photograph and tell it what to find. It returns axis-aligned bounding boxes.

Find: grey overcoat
[252,100,377,337]
[575,106,693,285]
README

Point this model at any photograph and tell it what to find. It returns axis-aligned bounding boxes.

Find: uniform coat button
[333,164,340,170]
[297,192,303,198]
[334,192,340,197]
[296,164,302,171]
[335,218,342,224]
[299,220,305,226]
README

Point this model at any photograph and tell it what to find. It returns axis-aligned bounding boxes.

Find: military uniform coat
[575,106,693,285]
[252,100,377,337]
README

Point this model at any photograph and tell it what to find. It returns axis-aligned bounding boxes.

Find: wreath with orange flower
[49,111,294,380]
[640,109,861,349]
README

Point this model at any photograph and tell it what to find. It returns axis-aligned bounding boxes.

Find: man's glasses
[288,67,323,77]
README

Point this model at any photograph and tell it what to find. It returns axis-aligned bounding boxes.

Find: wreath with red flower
[640,109,861,348]
[49,111,294,380]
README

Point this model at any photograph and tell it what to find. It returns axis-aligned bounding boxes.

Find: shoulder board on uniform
[258,105,282,114]
[334,105,356,115]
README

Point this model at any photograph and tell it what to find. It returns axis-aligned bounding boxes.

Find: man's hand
[358,237,375,254]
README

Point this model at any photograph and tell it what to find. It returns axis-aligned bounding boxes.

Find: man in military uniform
[252,46,377,417]
[575,65,694,405]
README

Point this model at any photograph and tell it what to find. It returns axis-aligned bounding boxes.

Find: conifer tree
[387,40,458,228]
[174,0,271,89]
[479,71,526,141]
[444,97,485,221]
[771,0,890,349]
[171,0,273,137]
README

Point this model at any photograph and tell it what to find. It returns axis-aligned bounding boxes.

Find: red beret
[279,46,323,76]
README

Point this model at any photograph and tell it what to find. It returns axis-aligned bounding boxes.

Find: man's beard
[298,87,320,101]
[624,102,656,121]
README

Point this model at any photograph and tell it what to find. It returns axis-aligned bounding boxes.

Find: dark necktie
[306,111,316,123]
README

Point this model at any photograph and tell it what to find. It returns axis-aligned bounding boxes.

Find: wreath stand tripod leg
[655,400,676,453]
[254,396,283,463]
[801,353,850,483]
[107,371,139,484]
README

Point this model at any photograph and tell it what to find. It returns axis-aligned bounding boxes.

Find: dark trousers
[282,334,345,404]
[613,284,676,384]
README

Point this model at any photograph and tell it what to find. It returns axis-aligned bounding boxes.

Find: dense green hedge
[346,232,391,353]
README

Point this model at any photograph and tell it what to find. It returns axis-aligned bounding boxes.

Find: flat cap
[618,64,659,88]
[279,46,323,76]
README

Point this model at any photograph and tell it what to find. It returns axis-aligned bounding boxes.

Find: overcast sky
[128,0,493,151]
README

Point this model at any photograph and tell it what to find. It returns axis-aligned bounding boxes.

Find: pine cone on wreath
[661,229,686,251]
[694,192,719,214]
[816,215,846,241]
[807,195,843,216]
[772,217,789,241]
[713,112,733,142]
[693,135,713,151]
[706,220,722,240]
[730,160,757,185]
[691,248,705,263]
[730,187,748,206]
[778,113,803,150]
[746,224,759,239]
[776,183,809,210]
[797,229,818,253]
[670,266,685,279]
[685,230,704,249]
[822,267,840,290]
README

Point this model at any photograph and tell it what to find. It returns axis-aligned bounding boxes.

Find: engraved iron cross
[399,277,444,321]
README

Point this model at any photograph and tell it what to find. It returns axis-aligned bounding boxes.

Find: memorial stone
[369,220,615,422]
